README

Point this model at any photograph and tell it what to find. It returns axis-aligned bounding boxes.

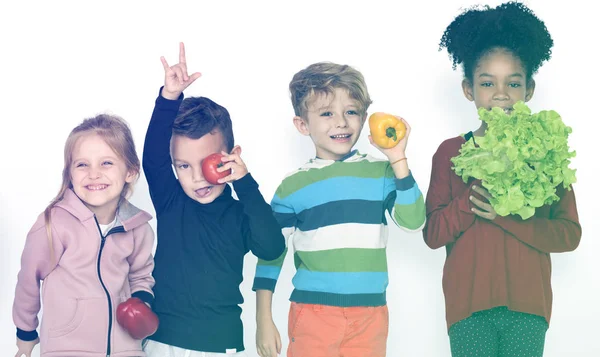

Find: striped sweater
[252,150,426,307]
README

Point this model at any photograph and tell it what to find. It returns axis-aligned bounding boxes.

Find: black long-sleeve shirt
[142,89,285,353]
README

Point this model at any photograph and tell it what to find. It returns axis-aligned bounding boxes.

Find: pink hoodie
[13,189,155,357]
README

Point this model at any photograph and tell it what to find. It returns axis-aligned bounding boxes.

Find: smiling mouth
[330,134,351,139]
[86,184,108,191]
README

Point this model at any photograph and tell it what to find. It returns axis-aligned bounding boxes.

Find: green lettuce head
[451,101,576,220]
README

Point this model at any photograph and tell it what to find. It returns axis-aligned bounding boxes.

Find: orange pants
[287,302,388,357]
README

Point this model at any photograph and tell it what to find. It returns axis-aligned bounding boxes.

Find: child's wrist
[390,157,407,166]
[256,313,273,323]
[387,151,406,162]
[160,87,181,100]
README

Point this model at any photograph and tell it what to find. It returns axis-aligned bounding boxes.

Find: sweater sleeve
[142,88,184,215]
[422,143,478,249]
[384,168,426,232]
[235,174,286,261]
[252,184,296,292]
[127,223,156,306]
[492,185,581,253]
[13,214,65,341]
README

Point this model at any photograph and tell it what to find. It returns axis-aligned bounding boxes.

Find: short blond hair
[289,62,372,118]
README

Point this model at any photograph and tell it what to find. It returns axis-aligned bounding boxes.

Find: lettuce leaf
[451,101,576,220]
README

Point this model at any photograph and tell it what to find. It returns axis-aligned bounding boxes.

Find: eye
[177,164,189,169]
[509,82,522,88]
[76,162,87,168]
[320,111,333,117]
[346,110,359,116]
[480,82,493,87]
[102,161,113,166]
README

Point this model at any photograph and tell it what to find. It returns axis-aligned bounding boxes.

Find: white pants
[144,340,247,357]
[144,340,246,357]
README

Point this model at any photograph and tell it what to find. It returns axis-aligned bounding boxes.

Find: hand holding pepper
[368,113,411,162]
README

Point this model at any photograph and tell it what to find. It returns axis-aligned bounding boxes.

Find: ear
[230,145,242,156]
[525,79,536,102]
[125,170,138,183]
[293,115,310,136]
[462,79,474,102]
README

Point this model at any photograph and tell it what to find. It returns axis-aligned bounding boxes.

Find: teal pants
[448,307,548,357]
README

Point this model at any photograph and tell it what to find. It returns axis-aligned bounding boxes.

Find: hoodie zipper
[94,217,125,357]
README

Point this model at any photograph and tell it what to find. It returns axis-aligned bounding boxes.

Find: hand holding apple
[116,297,159,340]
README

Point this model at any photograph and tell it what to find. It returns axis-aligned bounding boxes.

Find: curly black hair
[439,1,553,83]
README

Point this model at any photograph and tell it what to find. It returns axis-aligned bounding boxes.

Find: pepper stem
[386,127,397,141]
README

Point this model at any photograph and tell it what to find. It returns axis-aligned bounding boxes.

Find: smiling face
[463,48,535,114]
[293,87,366,160]
[70,133,135,221]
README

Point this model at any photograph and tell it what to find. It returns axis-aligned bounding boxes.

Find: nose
[335,113,349,128]
[192,166,204,183]
[88,166,101,179]
[493,87,509,101]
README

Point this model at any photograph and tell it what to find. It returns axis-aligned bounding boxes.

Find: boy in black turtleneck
[142,43,285,356]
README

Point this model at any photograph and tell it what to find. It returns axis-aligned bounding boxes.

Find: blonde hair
[44,114,140,262]
[289,62,372,118]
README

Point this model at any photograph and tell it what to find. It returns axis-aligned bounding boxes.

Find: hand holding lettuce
[451,101,576,220]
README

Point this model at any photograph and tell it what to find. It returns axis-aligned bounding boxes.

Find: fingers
[257,344,275,357]
[276,334,282,353]
[160,56,170,71]
[220,151,246,167]
[393,116,411,134]
[399,116,411,131]
[189,71,202,83]
[217,161,236,173]
[178,42,189,81]
[217,172,237,184]
[471,206,495,220]
[172,66,185,85]
[179,42,186,64]
[469,195,493,212]
[472,185,493,200]
[216,152,248,183]
[266,343,277,357]
[470,195,497,220]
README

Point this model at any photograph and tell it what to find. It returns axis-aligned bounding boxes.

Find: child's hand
[160,42,202,100]
[256,318,282,357]
[470,185,498,220]
[368,116,411,162]
[15,337,38,357]
[216,149,249,184]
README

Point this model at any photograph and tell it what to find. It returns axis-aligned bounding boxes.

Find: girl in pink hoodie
[13,114,156,357]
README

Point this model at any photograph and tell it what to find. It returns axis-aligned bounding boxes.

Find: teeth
[87,185,107,190]
[332,134,350,138]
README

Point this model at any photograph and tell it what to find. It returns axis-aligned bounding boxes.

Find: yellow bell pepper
[368,112,406,149]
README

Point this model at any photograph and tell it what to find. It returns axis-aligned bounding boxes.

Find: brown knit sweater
[423,135,581,330]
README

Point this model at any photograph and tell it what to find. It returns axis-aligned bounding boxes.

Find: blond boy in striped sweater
[253,62,426,357]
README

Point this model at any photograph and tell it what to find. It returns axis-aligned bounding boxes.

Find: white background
[1,1,597,356]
